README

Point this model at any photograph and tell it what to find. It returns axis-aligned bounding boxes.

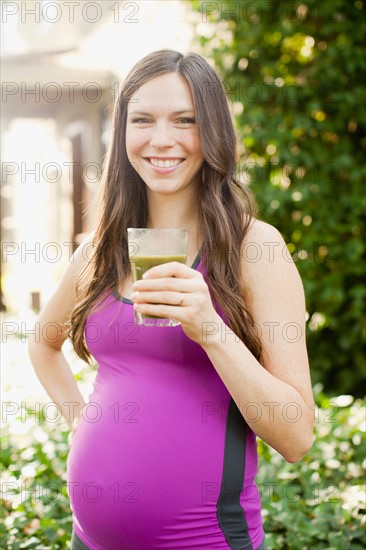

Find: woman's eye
[129,117,195,125]
[177,118,195,124]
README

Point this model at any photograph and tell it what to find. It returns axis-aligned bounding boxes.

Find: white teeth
[149,158,182,168]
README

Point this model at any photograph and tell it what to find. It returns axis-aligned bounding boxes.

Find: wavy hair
[69,49,262,363]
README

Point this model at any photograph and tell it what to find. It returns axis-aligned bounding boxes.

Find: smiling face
[125,72,204,197]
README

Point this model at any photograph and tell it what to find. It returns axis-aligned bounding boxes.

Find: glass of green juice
[127,228,188,327]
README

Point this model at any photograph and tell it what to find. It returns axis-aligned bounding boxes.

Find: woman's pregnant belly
[66,373,234,550]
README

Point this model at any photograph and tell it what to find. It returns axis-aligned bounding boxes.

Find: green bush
[257,387,365,549]
[1,387,365,549]
[190,0,366,396]
[1,412,72,549]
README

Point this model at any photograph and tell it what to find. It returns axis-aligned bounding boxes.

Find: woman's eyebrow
[172,110,195,115]
[128,111,150,116]
[128,109,194,116]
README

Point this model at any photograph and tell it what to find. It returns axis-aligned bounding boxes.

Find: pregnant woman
[28,50,314,550]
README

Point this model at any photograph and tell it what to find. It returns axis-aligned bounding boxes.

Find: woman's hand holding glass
[131,261,221,344]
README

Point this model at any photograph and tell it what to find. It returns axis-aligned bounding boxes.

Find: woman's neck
[146,193,199,230]
[144,185,203,257]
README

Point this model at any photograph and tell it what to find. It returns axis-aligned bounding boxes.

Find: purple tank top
[66,254,264,549]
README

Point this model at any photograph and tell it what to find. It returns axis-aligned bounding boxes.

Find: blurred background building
[1,0,195,314]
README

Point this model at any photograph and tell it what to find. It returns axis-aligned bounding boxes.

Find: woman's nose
[150,122,175,148]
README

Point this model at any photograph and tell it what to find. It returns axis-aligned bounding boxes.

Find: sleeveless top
[66,253,264,550]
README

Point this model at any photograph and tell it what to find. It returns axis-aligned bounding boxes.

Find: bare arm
[28,232,95,429]
[201,220,314,462]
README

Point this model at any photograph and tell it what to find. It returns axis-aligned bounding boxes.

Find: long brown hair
[69,49,262,364]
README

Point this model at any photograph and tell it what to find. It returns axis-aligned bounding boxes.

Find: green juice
[130,255,187,318]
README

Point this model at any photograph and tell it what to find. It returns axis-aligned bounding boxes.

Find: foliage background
[191,0,366,397]
[2,1,366,549]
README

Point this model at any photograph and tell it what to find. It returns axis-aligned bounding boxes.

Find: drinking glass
[127,228,188,327]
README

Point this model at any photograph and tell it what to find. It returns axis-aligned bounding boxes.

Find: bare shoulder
[59,230,97,297]
[243,218,287,253]
[241,218,304,305]
[29,230,97,351]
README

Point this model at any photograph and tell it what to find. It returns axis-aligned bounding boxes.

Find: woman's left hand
[67,416,80,449]
[130,262,221,344]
